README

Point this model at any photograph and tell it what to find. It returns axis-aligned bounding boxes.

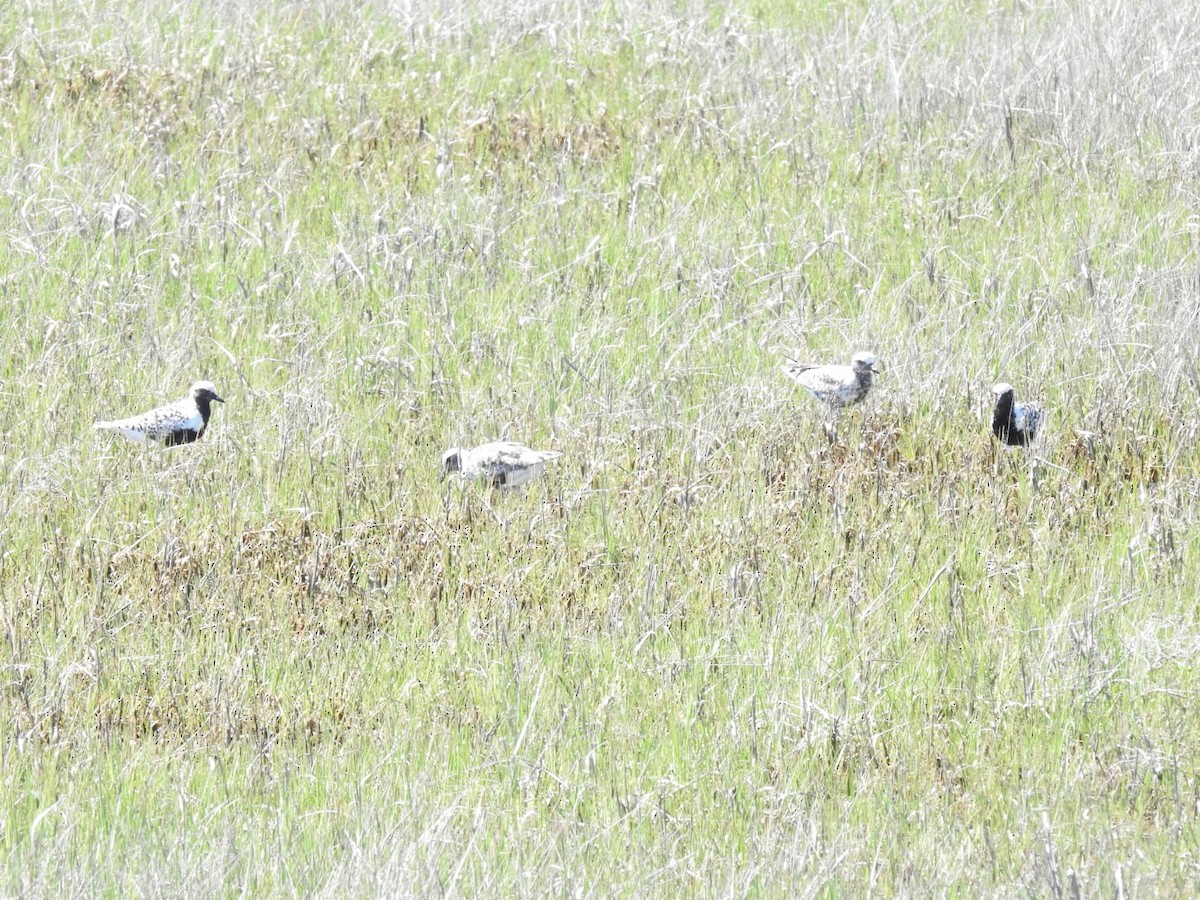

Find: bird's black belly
[163,429,202,447]
[992,420,1030,447]
[999,428,1026,447]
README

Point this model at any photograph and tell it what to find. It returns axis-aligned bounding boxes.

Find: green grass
[3,0,1200,894]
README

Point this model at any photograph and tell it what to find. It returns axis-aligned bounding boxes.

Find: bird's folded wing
[485,446,558,471]
[781,362,815,380]
[800,369,849,392]
[1013,405,1040,433]
[141,403,203,440]
[495,446,537,468]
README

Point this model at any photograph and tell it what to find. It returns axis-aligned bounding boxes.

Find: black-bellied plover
[782,351,877,408]
[95,381,225,446]
[991,382,1042,447]
[441,442,561,488]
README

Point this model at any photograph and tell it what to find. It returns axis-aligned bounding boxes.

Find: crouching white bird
[783,351,877,408]
[94,380,225,447]
[991,382,1043,447]
[441,441,561,489]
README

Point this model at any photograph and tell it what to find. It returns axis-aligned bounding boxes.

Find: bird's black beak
[213,394,225,403]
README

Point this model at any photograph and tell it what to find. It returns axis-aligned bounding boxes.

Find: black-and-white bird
[441,442,561,489]
[782,351,877,408]
[991,382,1043,447]
[95,380,225,446]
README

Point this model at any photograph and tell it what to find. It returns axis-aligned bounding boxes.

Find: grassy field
[2,0,1200,894]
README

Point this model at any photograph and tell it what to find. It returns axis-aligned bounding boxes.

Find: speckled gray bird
[991,382,1043,447]
[782,351,877,408]
[441,442,561,489]
[94,381,225,446]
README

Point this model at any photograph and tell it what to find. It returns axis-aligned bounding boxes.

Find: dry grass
[2,0,1200,895]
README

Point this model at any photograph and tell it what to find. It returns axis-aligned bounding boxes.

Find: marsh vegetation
[2,0,1200,893]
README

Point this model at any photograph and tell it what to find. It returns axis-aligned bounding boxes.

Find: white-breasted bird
[782,351,877,408]
[991,382,1043,447]
[441,441,561,489]
[94,380,225,447]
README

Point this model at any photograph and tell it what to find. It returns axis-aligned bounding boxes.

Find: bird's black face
[440,450,461,479]
[852,355,877,374]
[191,383,225,404]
